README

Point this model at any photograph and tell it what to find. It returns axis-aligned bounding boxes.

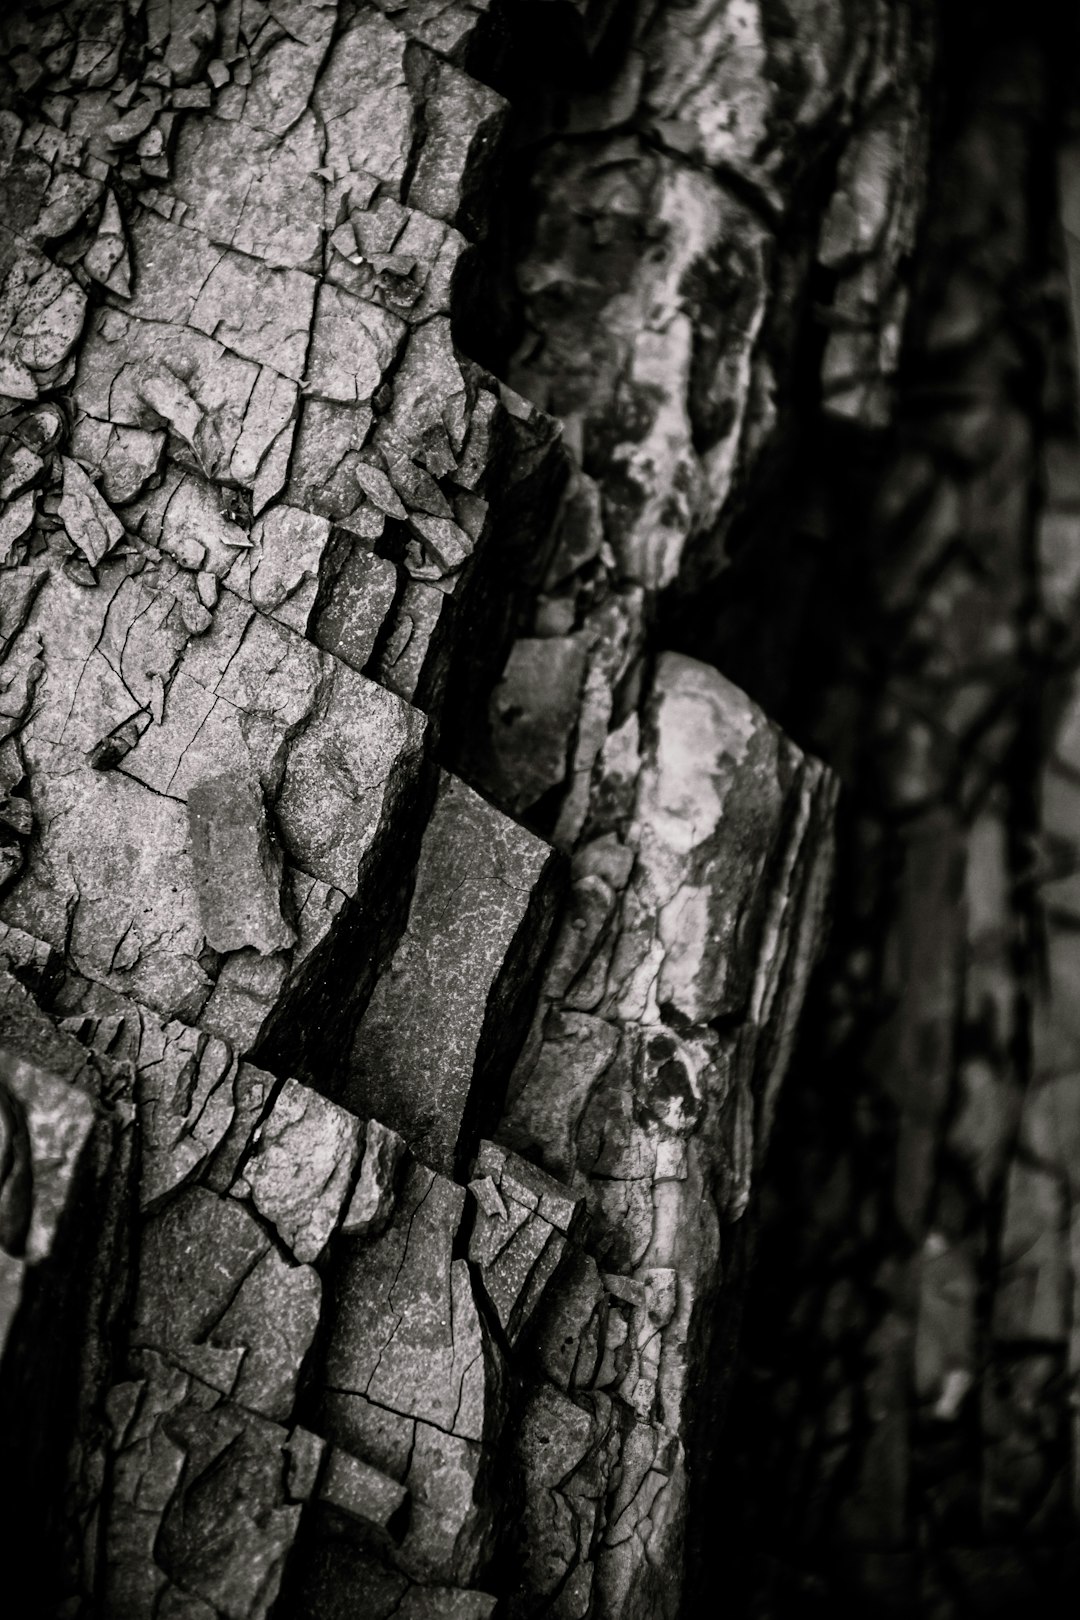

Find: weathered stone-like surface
[348,769,562,1176]
[0,1040,94,1277]
[0,0,594,1176]
[0,533,431,1052]
[469,1138,583,1349]
[294,1541,499,1620]
[11,2,1077,1613]
[17,964,457,1620]
[0,968,132,1615]
[287,1112,564,1615]
[131,1183,321,1414]
[104,1355,310,1620]
[0,8,573,1613]
[463,0,926,873]
[234,1076,362,1265]
[0,2,920,1616]
[188,767,295,957]
[495,653,836,1618]
[319,1156,505,1584]
[342,1116,407,1239]
[318,1444,408,1541]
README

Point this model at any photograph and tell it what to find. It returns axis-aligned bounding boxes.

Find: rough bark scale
[0,1,1076,1617]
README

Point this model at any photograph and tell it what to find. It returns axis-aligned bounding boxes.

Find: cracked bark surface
[3,2,1077,1618]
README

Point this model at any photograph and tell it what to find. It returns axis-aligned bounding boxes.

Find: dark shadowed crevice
[695,3,1080,1613]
